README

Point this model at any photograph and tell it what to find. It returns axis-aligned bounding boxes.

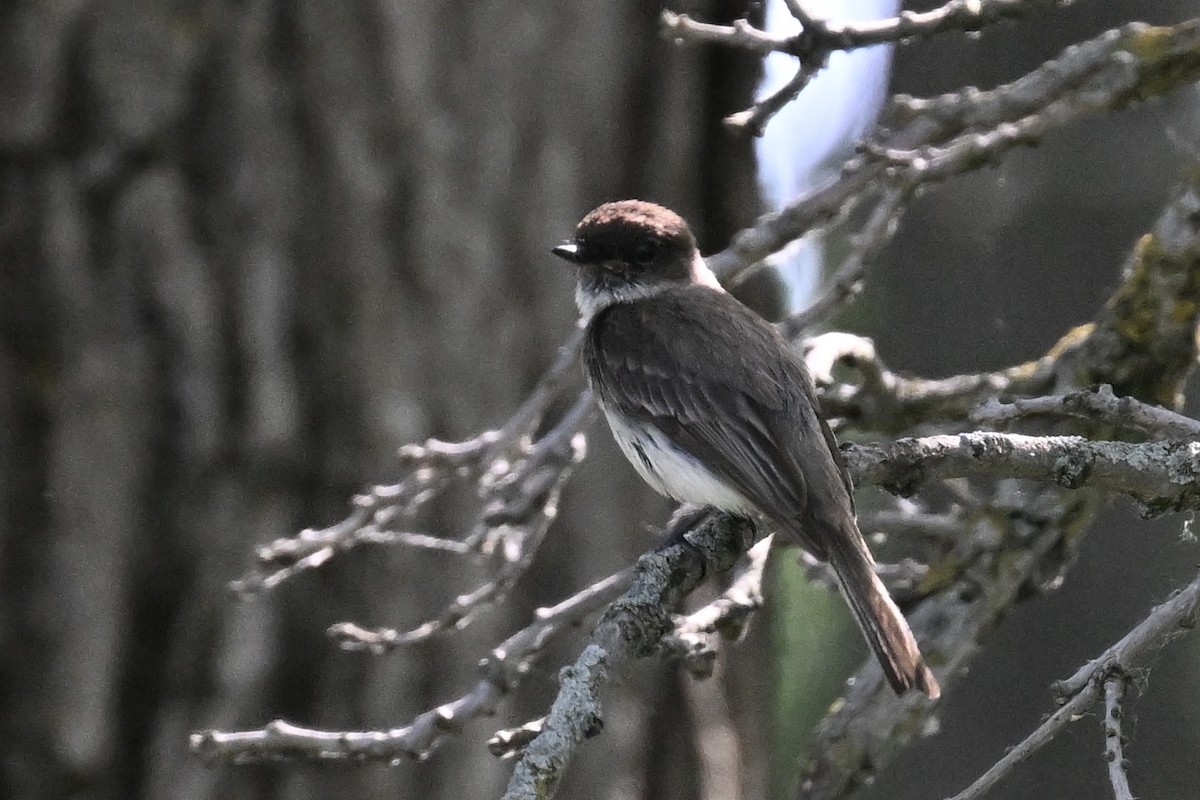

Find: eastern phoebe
[553,200,939,698]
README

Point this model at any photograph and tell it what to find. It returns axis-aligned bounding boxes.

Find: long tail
[822,522,940,698]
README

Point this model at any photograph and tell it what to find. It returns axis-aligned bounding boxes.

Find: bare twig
[661,12,781,56]
[1053,573,1200,698]
[663,1,1044,133]
[862,50,1141,184]
[945,567,1200,800]
[665,1,1038,57]
[329,393,596,649]
[705,20,1200,282]
[490,327,589,454]
[726,60,826,136]
[780,187,911,339]
[972,384,1200,439]
[944,679,1103,800]
[1103,674,1136,800]
[800,0,1042,50]
[192,567,633,762]
[230,332,591,599]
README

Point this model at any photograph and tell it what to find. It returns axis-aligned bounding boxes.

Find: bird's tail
[822,522,940,698]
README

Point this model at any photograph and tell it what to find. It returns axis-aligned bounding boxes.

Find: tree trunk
[0,2,757,799]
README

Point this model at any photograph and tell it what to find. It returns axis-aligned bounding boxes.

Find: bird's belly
[603,409,754,514]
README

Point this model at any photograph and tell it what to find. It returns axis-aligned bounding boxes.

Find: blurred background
[2,1,1199,799]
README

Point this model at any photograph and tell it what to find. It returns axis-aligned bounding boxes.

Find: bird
[552,199,939,698]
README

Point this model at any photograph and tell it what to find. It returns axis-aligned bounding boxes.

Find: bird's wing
[585,286,850,552]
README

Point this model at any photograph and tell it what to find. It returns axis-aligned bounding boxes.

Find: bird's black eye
[631,240,658,264]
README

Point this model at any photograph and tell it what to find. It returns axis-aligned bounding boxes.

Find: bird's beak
[552,242,583,263]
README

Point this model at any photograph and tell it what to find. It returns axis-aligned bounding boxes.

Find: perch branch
[194,427,1199,766]
[501,514,755,799]
[662,535,774,677]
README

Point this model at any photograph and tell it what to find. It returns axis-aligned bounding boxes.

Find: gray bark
[0,2,757,799]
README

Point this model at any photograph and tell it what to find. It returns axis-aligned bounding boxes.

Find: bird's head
[553,200,719,316]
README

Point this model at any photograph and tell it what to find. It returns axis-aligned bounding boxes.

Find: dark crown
[573,200,697,268]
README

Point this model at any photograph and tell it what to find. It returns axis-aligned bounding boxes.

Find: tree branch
[704,19,1200,281]
[793,158,1200,795]
[805,331,1056,433]
[945,567,1200,800]
[501,514,755,799]
[972,384,1200,439]
[779,187,911,339]
[191,566,633,762]
[1103,674,1135,800]
[662,1,1045,133]
[194,19,1200,791]
[662,535,774,678]
[845,433,1200,515]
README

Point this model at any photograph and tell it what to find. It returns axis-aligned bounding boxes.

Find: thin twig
[331,393,596,649]
[663,1,1044,132]
[489,327,588,454]
[726,60,826,136]
[1103,674,1136,800]
[780,187,911,339]
[230,333,590,597]
[945,567,1200,800]
[191,567,634,762]
[863,52,1140,184]
[944,679,1103,800]
[704,20,1200,282]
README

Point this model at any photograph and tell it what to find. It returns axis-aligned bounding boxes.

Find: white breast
[602,406,754,515]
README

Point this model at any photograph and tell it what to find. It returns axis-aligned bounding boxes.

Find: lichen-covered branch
[662,535,775,678]
[501,514,755,800]
[845,433,1200,515]
[792,161,1200,798]
[971,384,1200,439]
